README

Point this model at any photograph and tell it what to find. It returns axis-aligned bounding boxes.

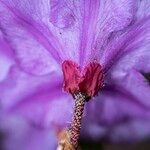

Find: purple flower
[0,0,150,149]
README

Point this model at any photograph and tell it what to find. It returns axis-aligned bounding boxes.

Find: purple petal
[83,69,150,141]
[0,66,73,128]
[0,0,80,68]
[136,0,150,20]
[101,16,150,73]
[0,1,63,75]
[50,0,136,67]
[0,32,14,81]
[0,114,57,150]
[0,0,137,70]
[50,0,76,29]
[11,90,73,129]
[110,119,150,142]
[0,53,12,82]
[0,66,59,108]
[0,0,149,144]
[0,31,14,60]
[77,0,136,66]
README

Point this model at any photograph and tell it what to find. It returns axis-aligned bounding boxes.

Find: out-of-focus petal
[83,69,150,141]
[0,31,14,81]
[110,119,150,142]
[0,66,58,109]
[0,66,73,128]
[0,114,57,150]
[136,0,150,20]
[0,31,14,60]
[11,88,73,129]
[0,52,12,82]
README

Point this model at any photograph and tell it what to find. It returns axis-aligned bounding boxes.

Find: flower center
[62,60,104,98]
[58,60,104,149]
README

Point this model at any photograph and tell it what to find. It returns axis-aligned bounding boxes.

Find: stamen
[69,92,87,148]
[57,92,86,150]
[58,60,104,149]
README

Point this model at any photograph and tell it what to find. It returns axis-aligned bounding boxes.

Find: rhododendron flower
[0,0,150,149]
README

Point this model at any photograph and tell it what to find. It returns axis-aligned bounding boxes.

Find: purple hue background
[0,0,150,149]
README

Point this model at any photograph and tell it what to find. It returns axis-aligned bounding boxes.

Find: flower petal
[77,0,136,66]
[0,114,57,150]
[101,16,150,73]
[11,89,73,129]
[136,0,150,20]
[0,31,14,81]
[0,1,62,75]
[0,66,59,110]
[83,69,150,141]
[0,66,73,128]
[0,31,14,59]
[50,0,136,66]
[0,0,137,70]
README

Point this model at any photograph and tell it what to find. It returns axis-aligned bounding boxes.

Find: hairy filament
[69,92,87,148]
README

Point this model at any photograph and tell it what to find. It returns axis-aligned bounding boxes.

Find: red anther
[62,60,104,98]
